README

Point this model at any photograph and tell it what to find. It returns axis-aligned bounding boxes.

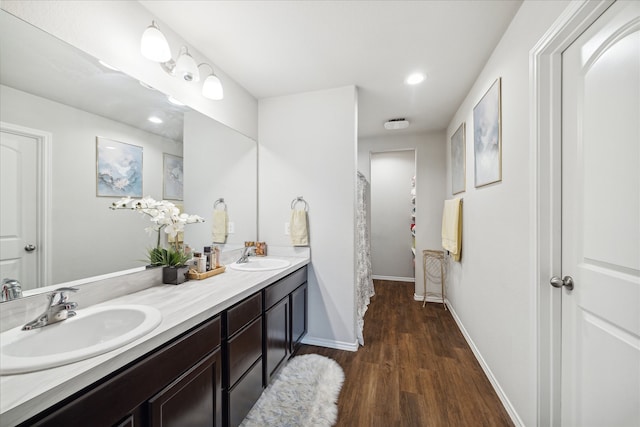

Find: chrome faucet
[236,245,255,264]
[22,287,79,330]
[1,279,23,301]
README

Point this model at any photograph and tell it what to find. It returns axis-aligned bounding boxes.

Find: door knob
[24,244,36,252]
[550,275,574,291]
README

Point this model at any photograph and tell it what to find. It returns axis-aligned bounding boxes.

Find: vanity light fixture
[200,64,224,100]
[141,20,224,100]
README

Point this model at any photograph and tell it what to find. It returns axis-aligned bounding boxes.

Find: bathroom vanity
[0,253,309,427]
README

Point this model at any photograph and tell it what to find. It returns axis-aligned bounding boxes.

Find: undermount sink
[0,304,162,375]
[229,257,291,272]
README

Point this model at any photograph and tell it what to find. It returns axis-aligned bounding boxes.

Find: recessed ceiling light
[405,72,426,85]
[148,116,163,124]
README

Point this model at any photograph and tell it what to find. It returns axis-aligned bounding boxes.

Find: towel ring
[291,196,309,211]
[214,198,226,211]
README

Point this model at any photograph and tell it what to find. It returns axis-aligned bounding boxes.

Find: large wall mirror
[0,10,258,299]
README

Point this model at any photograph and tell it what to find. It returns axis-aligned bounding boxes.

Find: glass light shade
[141,22,171,63]
[174,48,199,82]
[202,74,224,100]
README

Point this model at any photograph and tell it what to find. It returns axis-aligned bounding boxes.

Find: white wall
[370,150,415,279]
[444,1,571,426]
[183,111,257,252]
[1,84,181,284]
[359,131,446,298]
[1,0,258,140]
[258,86,358,350]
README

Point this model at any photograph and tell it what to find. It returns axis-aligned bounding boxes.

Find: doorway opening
[369,149,416,282]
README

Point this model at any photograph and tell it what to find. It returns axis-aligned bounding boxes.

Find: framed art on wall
[451,122,466,194]
[163,153,184,201]
[473,78,502,187]
[96,137,143,197]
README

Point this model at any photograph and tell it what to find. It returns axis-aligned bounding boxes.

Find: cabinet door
[228,360,263,427]
[264,297,289,384]
[148,349,222,427]
[290,282,308,353]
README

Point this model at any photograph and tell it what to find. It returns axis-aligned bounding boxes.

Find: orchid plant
[110,196,204,266]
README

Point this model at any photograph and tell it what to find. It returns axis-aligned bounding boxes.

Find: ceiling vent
[384,118,409,130]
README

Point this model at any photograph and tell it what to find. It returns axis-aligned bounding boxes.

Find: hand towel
[290,209,309,246]
[442,198,462,261]
[212,210,228,243]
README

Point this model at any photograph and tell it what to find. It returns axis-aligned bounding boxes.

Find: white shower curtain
[356,172,375,345]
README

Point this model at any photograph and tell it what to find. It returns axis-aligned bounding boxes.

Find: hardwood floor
[297,280,514,427]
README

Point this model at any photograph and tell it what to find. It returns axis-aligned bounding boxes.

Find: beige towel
[212,210,228,243]
[290,209,309,246]
[442,198,462,261]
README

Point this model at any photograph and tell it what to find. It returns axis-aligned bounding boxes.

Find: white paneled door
[560,1,640,426]
[0,128,39,289]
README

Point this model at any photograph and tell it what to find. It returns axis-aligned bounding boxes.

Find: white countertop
[0,252,309,427]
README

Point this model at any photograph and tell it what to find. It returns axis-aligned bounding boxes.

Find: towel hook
[214,198,226,211]
[291,196,309,211]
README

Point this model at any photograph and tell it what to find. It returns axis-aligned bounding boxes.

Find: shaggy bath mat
[240,354,344,427]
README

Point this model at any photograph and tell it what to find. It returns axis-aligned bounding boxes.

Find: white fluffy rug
[241,354,344,427]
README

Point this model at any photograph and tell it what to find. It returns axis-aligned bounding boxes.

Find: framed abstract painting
[473,78,502,187]
[163,153,184,201]
[451,122,466,194]
[96,137,143,197]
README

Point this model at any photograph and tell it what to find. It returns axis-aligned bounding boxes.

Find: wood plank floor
[297,280,514,427]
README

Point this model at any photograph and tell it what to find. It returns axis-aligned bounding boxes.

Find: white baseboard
[372,275,415,283]
[301,335,359,352]
[446,302,524,427]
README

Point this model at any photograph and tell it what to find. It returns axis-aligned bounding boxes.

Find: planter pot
[162,265,189,285]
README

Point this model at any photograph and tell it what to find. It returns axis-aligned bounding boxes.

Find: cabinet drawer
[264,266,307,309]
[228,317,262,387]
[226,292,262,337]
[228,359,263,427]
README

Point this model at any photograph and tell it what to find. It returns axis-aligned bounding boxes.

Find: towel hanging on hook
[290,196,309,246]
[212,198,228,243]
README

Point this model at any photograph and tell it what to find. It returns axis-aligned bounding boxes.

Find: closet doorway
[370,149,416,282]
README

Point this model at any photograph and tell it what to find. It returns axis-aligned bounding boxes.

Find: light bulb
[174,47,199,82]
[141,21,171,63]
[202,74,224,100]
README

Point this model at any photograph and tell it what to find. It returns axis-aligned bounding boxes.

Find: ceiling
[140,0,522,138]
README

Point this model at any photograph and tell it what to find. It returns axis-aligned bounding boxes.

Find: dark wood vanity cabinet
[224,292,264,427]
[264,267,308,385]
[24,316,223,427]
[20,265,308,427]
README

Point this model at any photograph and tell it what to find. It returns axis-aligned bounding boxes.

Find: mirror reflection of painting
[473,78,502,187]
[96,137,143,197]
[163,153,184,200]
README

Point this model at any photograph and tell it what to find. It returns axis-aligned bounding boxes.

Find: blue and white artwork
[96,137,143,197]
[163,153,183,200]
[473,78,502,187]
